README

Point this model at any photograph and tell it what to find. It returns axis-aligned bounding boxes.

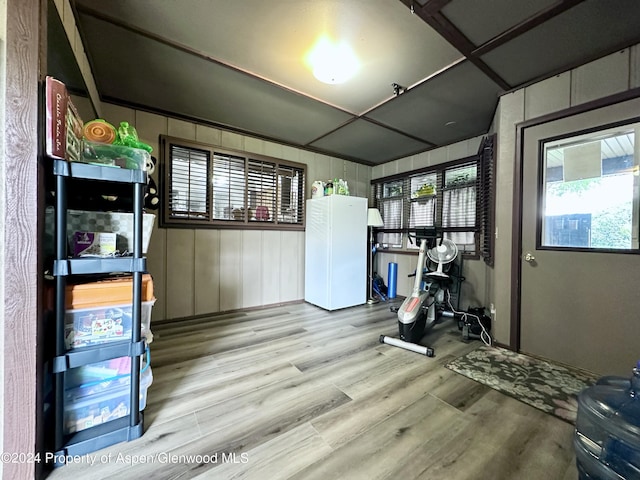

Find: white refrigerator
[304,195,368,310]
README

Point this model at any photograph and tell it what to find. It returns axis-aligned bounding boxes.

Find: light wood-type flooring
[46,301,579,480]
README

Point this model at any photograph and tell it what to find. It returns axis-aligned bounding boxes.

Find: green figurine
[113,121,153,153]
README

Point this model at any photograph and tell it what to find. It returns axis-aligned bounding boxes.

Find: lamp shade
[367,208,384,227]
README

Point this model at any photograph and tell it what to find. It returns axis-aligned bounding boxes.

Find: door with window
[520,97,640,376]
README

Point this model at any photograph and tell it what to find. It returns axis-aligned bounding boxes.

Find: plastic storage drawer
[64,365,152,434]
[65,350,150,397]
[64,299,155,349]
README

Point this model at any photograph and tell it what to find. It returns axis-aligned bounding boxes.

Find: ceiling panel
[75,0,463,114]
[366,61,502,145]
[480,0,640,86]
[64,0,640,166]
[79,13,354,146]
[441,0,558,46]
[309,119,430,164]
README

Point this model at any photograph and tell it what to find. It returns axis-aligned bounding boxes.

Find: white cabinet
[304,195,367,310]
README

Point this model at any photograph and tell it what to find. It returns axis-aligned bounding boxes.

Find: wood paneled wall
[97,103,371,322]
[490,45,640,346]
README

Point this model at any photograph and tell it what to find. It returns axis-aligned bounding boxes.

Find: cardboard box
[72,231,117,257]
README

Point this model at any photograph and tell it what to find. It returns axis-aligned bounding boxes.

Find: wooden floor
[47,301,579,480]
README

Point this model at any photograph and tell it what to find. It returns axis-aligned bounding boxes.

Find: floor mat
[445,344,598,424]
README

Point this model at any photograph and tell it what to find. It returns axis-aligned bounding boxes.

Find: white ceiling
[50,0,640,166]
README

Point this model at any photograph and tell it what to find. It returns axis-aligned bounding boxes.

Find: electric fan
[426,239,458,277]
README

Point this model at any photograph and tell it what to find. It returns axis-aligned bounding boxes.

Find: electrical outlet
[490,303,496,320]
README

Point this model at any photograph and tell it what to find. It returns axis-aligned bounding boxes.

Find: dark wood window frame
[160,136,306,231]
[371,136,496,260]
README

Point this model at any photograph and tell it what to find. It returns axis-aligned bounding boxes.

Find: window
[161,136,306,229]
[540,121,639,251]
[371,139,495,257]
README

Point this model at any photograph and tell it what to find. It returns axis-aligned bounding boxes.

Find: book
[45,76,83,161]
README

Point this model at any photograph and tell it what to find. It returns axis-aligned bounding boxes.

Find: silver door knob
[524,252,535,262]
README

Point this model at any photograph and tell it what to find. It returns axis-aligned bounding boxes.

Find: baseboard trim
[152,299,305,325]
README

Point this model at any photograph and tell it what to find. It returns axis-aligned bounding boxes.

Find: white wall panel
[101,104,134,126]
[631,44,640,89]
[281,144,300,163]
[195,229,220,315]
[380,160,398,178]
[264,141,283,159]
[571,49,630,106]
[168,118,196,140]
[280,232,301,303]
[525,73,570,120]
[305,153,332,200]
[297,231,306,299]
[355,164,372,201]
[219,230,243,311]
[493,88,525,345]
[261,230,282,305]
[412,151,430,170]
[195,124,221,146]
[428,146,447,166]
[166,229,195,319]
[396,155,413,176]
[244,136,264,155]
[135,110,167,153]
[221,130,243,150]
[446,139,471,161]
[241,230,263,308]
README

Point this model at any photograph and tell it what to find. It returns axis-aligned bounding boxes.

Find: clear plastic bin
[65,349,150,398]
[574,363,640,479]
[64,299,155,349]
[79,140,149,171]
[64,365,153,434]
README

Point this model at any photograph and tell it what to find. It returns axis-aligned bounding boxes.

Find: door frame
[510,86,640,351]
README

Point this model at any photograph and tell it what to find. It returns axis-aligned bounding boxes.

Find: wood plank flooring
[46,301,579,480]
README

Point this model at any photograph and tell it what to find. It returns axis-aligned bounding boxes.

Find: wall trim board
[3,0,41,478]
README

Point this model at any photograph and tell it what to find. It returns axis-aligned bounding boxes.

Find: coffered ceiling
[51,0,640,166]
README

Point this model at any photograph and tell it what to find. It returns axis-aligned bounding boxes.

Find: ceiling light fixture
[305,34,359,85]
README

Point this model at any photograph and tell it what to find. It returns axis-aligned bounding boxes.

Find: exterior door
[520,97,640,376]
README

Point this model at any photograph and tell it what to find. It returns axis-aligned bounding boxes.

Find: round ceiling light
[305,34,360,85]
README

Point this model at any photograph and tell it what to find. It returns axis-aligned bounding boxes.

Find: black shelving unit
[51,159,147,462]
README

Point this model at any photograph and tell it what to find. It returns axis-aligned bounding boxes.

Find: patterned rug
[445,345,598,424]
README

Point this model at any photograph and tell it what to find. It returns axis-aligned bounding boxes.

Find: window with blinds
[371,144,493,257]
[168,145,210,220]
[161,136,306,229]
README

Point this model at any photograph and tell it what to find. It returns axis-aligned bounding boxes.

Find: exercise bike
[379,227,491,356]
